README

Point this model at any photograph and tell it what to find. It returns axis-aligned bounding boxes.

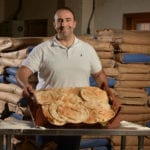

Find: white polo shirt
[22,36,102,90]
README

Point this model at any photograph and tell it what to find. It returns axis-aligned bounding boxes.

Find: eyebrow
[57,17,72,21]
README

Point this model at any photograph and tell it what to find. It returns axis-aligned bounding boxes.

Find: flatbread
[33,86,115,126]
[57,94,89,123]
[80,86,109,103]
[59,87,81,96]
[84,107,115,124]
[48,103,65,123]
[33,87,81,105]
[33,89,60,105]
[42,105,66,126]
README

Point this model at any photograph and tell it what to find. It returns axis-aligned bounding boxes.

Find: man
[16,7,120,150]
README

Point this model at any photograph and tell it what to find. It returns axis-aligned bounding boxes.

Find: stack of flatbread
[33,86,115,126]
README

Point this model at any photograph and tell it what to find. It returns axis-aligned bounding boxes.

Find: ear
[53,21,56,28]
[73,20,77,28]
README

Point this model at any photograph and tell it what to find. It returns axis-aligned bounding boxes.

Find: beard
[57,27,74,39]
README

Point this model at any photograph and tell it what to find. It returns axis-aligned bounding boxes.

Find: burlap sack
[96,51,114,59]
[103,68,119,77]
[0,57,23,67]
[119,43,150,55]
[115,89,148,98]
[121,106,150,114]
[78,36,114,51]
[115,81,150,88]
[101,59,116,68]
[0,83,23,95]
[0,65,4,74]
[0,37,51,52]
[112,135,150,146]
[121,114,150,122]
[117,97,147,106]
[0,48,28,59]
[0,91,22,104]
[117,73,150,81]
[114,146,150,150]
[117,64,150,74]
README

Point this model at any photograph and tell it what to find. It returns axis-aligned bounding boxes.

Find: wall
[0,0,150,36]
[0,0,5,22]
[81,0,95,35]
[65,0,82,34]
[95,0,150,30]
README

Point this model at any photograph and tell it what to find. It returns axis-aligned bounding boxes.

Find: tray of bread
[31,86,117,127]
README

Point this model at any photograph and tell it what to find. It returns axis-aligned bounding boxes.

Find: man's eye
[57,19,62,23]
[66,19,71,22]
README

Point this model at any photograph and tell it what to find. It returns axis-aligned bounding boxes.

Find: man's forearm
[16,66,33,88]
[92,70,112,95]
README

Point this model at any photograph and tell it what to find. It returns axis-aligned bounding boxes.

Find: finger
[23,89,30,97]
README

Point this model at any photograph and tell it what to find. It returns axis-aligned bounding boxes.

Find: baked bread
[33,87,115,126]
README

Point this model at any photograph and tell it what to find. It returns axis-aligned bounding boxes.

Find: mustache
[59,26,64,30]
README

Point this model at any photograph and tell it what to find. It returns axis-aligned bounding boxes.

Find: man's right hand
[23,84,34,98]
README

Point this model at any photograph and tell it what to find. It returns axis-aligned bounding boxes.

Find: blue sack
[5,67,18,76]
[5,75,18,85]
[80,138,110,148]
[0,75,4,83]
[89,76,97,86]
[89,76,116,88]
[108,77,116,88]
[122,53,150,63]
[93,146,112,150]
[145,87,150,96]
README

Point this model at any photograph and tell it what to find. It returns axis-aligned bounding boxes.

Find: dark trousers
[36,135,81,150]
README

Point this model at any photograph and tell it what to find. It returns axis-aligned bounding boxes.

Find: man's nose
[61,20,67,26]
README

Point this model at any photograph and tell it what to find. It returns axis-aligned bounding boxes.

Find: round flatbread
[84,107,115,124]
[48,103,66,123]
[80,87,109,103]
[57,94,89,123]
[59,87,81,96]
[42,105,66,126]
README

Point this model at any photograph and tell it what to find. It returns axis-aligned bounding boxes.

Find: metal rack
[0,120,150,150]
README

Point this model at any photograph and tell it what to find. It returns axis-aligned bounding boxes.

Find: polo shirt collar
[51,35,79,48]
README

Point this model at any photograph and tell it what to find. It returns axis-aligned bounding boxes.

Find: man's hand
[16,66,35,103]
[23,84,34,98]
[107,113,121,129]
[107,93,122,129]
[22,84,36,105]
[109,94,121,112]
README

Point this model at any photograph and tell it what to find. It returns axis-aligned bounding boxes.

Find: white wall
[65,0,95,35]
[95,0,150,31]
[65,0,83,34]
[81,0,95,35]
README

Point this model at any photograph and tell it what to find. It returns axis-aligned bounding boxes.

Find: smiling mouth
[59,28,70,34]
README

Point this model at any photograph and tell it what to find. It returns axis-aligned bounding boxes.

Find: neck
[56,34,75,48]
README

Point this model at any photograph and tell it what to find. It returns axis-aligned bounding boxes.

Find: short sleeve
[89,46,102,74]
[22,46,43,73]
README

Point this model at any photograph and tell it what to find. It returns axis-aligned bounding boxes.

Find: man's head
[53,7,76,39]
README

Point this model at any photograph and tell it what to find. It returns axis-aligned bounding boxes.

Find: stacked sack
[0,37,49,115]
[95,29,150,150]
[114,30,150,125]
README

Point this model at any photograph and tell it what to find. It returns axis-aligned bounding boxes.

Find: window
[123,12,150,31]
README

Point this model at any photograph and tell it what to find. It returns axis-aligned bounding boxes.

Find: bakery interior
[0,0,150,150]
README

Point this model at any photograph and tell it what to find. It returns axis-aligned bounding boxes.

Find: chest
[40,47,92,75]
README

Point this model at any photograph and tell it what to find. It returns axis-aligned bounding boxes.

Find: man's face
[53,9,76,38]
